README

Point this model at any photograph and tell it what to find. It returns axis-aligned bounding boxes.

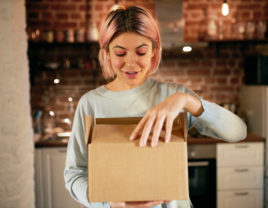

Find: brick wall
[27,0,267,130]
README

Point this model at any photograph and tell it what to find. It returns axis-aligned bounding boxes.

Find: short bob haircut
[98,5,162,79]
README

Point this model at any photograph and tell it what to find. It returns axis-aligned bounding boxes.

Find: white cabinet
[35,148,87,208]
[217,189,263,208]
[217,142,264,208]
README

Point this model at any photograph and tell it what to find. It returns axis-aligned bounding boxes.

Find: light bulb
[49,111,55,116]
[222,3,229,16]
[183,46,192,52]
[68,97,73,102]
[54,79,60,84]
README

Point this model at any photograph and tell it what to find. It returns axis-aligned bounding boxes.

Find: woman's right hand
[109,200,171,208]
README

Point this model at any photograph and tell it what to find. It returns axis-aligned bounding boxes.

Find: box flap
[84,114,94,145]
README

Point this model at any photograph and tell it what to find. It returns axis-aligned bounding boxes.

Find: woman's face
[106,32,155,90]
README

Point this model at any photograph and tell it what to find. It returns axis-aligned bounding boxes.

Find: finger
[126,201,164,207]
[165,112,175,143]
[151,110,166,147]
[130,114,149,141]
[140,114,156,147]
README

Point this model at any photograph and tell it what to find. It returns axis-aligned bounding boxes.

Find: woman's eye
[116,54,125,57]
[137,53,146,56]
[116,53,146,57]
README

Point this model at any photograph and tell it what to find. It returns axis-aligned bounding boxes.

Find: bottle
[86,22,99,42]
[198,9,208,41]
[207,11,218,40]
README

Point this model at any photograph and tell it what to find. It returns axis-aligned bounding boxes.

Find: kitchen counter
[34,132,265,148]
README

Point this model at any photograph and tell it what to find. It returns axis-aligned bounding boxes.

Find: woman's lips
[123,71,140,78]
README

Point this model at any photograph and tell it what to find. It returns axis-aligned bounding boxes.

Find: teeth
[127,72,136,74]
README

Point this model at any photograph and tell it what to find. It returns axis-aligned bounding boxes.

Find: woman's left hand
[130,92,204,147]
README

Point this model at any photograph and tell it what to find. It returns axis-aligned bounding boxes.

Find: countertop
[34,132,265,148]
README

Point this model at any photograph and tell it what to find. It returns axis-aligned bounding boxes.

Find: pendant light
[222,0,229,16]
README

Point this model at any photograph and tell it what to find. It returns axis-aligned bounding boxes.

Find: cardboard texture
[85,112,189,202]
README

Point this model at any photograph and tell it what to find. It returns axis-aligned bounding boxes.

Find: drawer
[217,142,264,167]
[217,189,263,208]
[217,166,264,190]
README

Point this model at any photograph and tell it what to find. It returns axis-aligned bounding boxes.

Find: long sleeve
[189,98,247,142]
[64,95,110,208]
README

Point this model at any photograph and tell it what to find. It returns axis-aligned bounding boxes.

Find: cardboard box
[84,112,189,202]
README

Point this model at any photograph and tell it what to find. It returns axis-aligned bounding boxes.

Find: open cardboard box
[84,112,189,202]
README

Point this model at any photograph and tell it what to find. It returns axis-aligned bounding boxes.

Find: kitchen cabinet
[217,142,264,208]
[35,147,87,208]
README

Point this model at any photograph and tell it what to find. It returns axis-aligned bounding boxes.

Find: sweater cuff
[194,98,220,126]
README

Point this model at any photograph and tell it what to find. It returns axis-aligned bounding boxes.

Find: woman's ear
[151,48,155,58]
[105,50,111,60]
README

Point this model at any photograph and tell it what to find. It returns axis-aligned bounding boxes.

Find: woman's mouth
[123,71,140,78]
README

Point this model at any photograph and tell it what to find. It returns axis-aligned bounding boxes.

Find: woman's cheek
[139,56,151,69]
[112,58,124,70]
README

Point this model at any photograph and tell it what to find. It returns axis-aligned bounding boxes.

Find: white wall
[0,0,35,207]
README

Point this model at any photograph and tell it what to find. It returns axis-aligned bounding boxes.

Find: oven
[188,144,216,208]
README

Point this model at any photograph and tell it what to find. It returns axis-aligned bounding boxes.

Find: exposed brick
[217,78,227,84]
[26,3,49,10]
[216,61,227,67]
[56,13,68,19]
[188,62,200,67]
[211,86,234,91]
[202,61,212,67]
[71,80,83,85]
[27,20,52,27]
[188,69,210,76]
[42,12,53,19]
[189,78,202,83]
[213,69,231,75]
[54,22,77,28]
[204,78,214,83]
[241,12,250,18]
[231,78,239,84]
[216,95,227,100]
[71,0,82,1]
[177,78,188,84]
[51,4,76,11]
[163,60,176,67]
[71,13,81,19]
[79,5,92,11]
[28,12,39,19]
[186,4,207,10]
[95,4,103,11]
[160,70,183,76]
[237,4,260,10]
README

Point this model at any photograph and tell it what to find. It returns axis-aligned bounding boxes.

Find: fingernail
[130,135,133,140]
[140,142,144,147]
[165,137,170,143]
[151,142,155,147]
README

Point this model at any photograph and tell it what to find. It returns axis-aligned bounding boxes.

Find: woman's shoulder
[151,78,187,93]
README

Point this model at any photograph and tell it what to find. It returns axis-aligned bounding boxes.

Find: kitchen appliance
[187,144,217,208]
[155,0,208,50]
[239,86,268,207]
[244,55,268,85]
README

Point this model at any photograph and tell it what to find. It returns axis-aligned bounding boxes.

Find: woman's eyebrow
[112,43,149,50]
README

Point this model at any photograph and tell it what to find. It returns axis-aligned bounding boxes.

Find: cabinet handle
[58,149,67,153]
[235,192,248,196]
[235,168,248,172]
[235,144,248,148]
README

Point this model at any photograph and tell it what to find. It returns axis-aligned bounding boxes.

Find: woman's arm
[130,90,247,146]
[64,95,110,208]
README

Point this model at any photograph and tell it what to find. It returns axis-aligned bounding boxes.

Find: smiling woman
[64,4,247,208]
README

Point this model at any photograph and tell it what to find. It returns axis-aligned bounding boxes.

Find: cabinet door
[42,147,86,208]
[217,166,264,190]
[217,143,264,167]
[217,189,263,208]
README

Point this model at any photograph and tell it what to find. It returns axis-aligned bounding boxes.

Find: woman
[64,5,247,208]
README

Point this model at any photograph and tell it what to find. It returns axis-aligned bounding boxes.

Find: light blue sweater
[64,77,247,208]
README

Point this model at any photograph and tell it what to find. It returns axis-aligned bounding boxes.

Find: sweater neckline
[96,77,155,98]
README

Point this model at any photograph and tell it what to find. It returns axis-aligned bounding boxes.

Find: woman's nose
[126,52,136,67]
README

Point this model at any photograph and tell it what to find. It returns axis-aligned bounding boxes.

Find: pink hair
[98,5,162,79]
